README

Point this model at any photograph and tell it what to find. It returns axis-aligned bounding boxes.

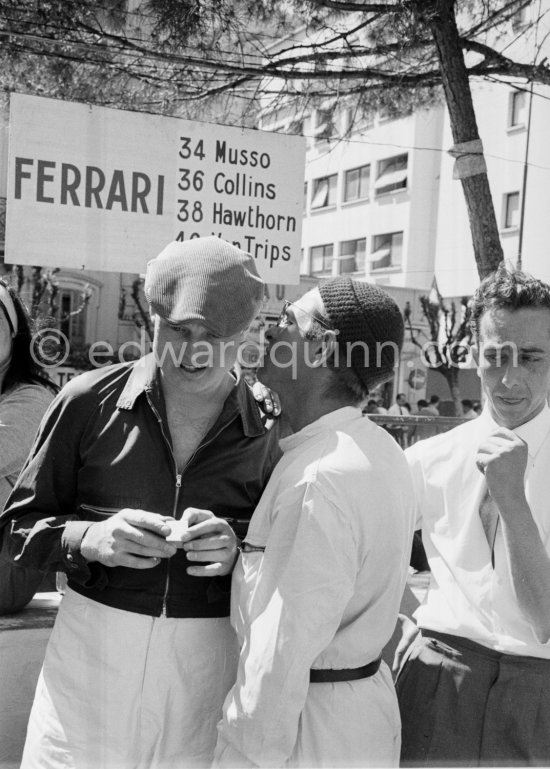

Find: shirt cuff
[61,521,108,588]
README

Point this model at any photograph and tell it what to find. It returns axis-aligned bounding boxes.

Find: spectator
[423,394,440,415]
[363,399,379,415]
[388,393,408,416]
[0,280,58,615]
[461,398,477,419]
[388,393,410,447]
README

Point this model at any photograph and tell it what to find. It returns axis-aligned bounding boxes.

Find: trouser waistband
[310,657,381,683]
[421,629,550,669]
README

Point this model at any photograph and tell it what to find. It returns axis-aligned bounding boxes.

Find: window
[339,239,366,274]
[58,288,87,346]
[311,174,338,209]
[509,91,527,128]
[344,165,370,202]
[375,154,408,196]
[344,106,374,136]
[310,244,334,275]
[303,182,308,214]
[369,232,403,271]
[503,192,520,229]
[313,108,335,145]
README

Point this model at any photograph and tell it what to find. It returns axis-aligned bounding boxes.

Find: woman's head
[0,280,57,394]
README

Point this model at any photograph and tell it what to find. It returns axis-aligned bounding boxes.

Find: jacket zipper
[162,472,182,615]
[147,392,239,617]
[147,394,182,617]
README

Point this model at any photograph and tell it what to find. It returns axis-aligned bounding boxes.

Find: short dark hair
[461,399,473,409]
[429,394,440,404]
[0,282,58,395]
[470,264,550,339]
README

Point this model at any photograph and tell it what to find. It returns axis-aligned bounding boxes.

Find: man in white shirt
[388,393,408,416]
[388,393,410,446]
[214,277,416,768]
[396,266,550,766]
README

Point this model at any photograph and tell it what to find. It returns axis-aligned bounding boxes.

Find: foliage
[0,0,542,279]
[0,1,543,120]
[405,280,473,414]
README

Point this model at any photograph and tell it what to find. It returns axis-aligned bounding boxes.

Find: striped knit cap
[145,237,264,337]
[319,277,404,392]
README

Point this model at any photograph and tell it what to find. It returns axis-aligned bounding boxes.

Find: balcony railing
[365,414,469,448]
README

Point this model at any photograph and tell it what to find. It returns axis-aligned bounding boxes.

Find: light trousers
[22,587,239,769]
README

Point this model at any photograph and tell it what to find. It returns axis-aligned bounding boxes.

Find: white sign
[6,94,305,284]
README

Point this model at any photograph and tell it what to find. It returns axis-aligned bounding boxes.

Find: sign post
[6,94,305,284]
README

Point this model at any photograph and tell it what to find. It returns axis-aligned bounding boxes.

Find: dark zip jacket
[0,355,282,617]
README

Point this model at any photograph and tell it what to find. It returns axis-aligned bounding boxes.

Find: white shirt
[215,407,415,767]
[388,403,406,416]
[406,405,550,658]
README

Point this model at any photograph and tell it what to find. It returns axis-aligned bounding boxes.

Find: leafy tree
[0,0,545,278]
[405,280,473,415]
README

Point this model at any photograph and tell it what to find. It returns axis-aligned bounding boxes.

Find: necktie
[479,486,499,568]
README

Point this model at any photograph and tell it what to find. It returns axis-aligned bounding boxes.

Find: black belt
[310,657,381,683]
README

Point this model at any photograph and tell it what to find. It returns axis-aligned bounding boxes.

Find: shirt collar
[481,403,550,458]
[279,406,363,453]
[116,354,266,438]
[116,354,157,410]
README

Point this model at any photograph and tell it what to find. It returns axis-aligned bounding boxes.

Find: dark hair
[417,399,428,409]
[429,394,440,404]
[0,282,58,395]
[470,264,550,339]
[461,399,473,409]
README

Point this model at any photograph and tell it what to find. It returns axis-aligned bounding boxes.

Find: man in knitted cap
[215,277,416,768]
[1,237,283,768]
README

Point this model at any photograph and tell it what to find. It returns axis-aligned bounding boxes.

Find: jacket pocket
[79,503,121,520]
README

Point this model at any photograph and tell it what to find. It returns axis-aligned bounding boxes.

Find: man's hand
[180,507,239,577]
[476,428,529,513]
[80,509,177,568]
[252,380,281,417]
[392,614,420,676]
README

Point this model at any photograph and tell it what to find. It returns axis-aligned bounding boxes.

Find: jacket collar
[116,354,266,438]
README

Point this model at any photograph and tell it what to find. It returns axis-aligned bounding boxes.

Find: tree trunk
[436,365,463,415]
[422,0,504,279]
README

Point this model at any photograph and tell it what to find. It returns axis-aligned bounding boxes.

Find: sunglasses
[276,300,337,334]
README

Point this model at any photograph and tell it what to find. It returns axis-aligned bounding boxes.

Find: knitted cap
[144,237,264,337]
[319,277,404,391]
